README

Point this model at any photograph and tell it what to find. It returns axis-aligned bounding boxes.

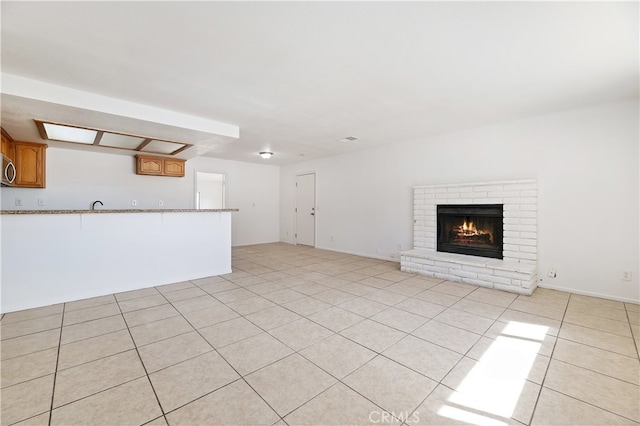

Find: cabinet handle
[5,161,16,184]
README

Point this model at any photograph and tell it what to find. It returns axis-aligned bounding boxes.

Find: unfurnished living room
[0,2,638,426]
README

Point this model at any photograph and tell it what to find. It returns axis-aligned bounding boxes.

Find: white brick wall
[403,179,538,295]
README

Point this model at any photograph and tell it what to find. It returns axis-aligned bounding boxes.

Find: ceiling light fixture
[259,151,273,159]
[42,122,97,144]
[34,120,191,155]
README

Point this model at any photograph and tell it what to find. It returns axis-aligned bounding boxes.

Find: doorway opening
[196,172,226,209]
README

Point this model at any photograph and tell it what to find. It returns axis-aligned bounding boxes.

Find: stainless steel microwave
[2,154,16,186]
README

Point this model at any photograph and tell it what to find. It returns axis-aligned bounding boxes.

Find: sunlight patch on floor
[437,400,510,426]
[438,321,548,424]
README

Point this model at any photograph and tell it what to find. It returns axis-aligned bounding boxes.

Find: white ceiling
[1,1,638,165]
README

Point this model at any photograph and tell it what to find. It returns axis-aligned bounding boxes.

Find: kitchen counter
[1,208,239,214]
[2,210,236,313]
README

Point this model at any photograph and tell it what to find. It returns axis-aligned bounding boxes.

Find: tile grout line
[116,295,169,425]
[526,290,572,426]
[532,384,640,424]
[0,314,63,342]
[46,303,65,426]
[545,349,640,386]
[553,309,639,358]
[624,303,640,360]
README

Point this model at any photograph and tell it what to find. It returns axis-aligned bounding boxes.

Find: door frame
[194,171,227,210]
[295,172,316,247]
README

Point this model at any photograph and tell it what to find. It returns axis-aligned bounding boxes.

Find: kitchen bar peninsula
[1,209,238,313]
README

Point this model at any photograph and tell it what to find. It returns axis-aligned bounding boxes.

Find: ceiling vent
[339,136,359,142]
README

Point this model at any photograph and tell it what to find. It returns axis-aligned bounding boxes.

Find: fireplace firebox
[437,204,503,259]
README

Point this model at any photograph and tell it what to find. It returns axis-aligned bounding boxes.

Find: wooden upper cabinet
[14,141,47,188]
[1,129,15,160]
[1,128,47,188]
[163,159,185,177]
[137,156,164,175]
[136,155,185,177]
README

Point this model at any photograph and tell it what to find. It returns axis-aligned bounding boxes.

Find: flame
[460,220,479,235]
[461,220,476,233]
[454,218,493,243]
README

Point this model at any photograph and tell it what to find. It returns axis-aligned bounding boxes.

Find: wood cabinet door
[137,156,163,175]
[1,131,15,160]
[164,159,185,177]
[14,142,46,188]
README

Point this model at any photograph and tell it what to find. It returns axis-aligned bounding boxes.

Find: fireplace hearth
[437,204,503,259]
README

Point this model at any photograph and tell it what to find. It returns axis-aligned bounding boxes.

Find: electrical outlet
[131,200,137,207]
[158,200,164,207]
[14,198,22,206]
[38,198,46,206]
[547,269,557,278]
[623,271,632,281]
[331,236,335,242]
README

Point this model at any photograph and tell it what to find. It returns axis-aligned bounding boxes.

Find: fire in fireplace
[437,204,503,259]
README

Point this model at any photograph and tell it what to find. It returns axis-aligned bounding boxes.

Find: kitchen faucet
[91,200,104,210]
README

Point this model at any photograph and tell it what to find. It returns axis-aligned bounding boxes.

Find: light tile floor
[1,243,639,425]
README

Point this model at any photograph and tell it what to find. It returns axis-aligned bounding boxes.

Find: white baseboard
[314,245,400,263]
[537,283,639,304]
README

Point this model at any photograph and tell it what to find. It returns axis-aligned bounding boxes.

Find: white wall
[0,149,280,246]
[280,99,639,303]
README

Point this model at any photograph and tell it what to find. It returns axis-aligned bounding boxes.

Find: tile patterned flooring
[1,243,639,425]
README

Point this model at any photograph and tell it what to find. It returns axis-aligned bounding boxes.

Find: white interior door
[296,173,316,246]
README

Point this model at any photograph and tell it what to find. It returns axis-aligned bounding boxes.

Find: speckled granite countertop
[1,209,239,215]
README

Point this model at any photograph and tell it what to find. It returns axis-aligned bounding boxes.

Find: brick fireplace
[400,179,538,295]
